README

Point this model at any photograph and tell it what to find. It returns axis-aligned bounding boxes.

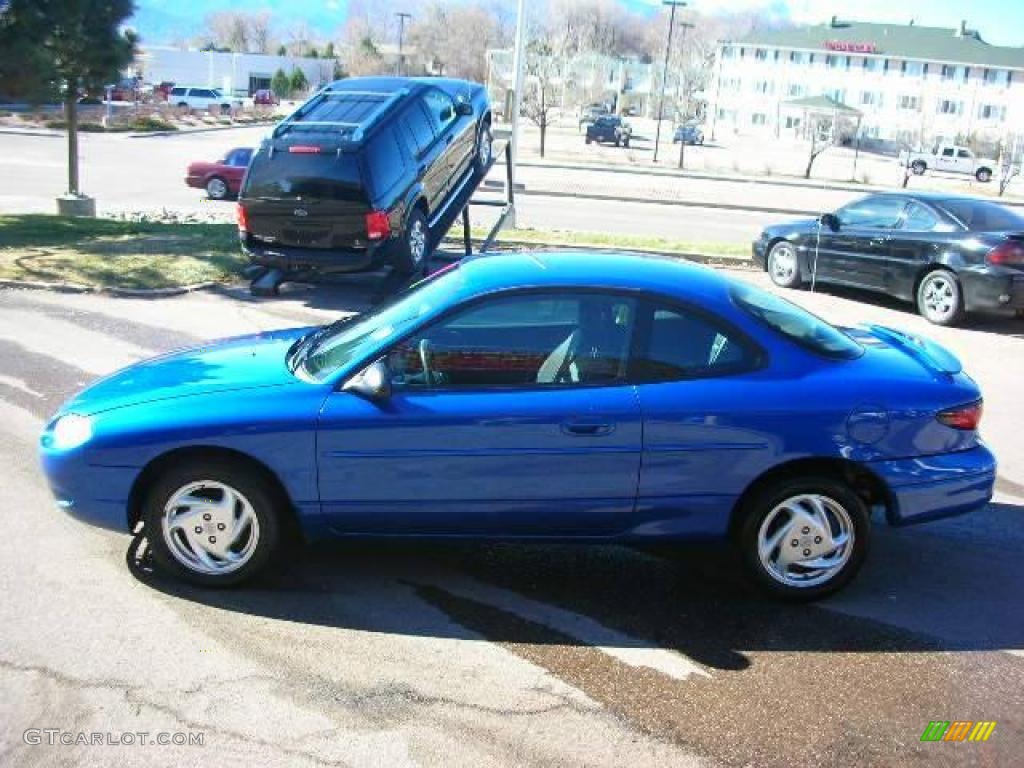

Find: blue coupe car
[40,253,995,598]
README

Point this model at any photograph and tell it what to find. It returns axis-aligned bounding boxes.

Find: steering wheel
[418,338,436,387]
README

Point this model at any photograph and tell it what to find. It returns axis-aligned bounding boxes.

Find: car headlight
[49,414,94,450]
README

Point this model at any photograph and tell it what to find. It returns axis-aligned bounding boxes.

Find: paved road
[0,270,1021,767]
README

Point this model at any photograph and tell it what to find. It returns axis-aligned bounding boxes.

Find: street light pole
[396,12,411,76]
[654,0,686,163]
[508,0,526,226]
[676,21,694,170]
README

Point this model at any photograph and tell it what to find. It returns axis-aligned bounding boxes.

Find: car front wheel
[767,240,802,288]
[143,458,282,586]
[475,124,493,174]
[976,167,992,183]
[917,269,965,325]
[738,477,869,600]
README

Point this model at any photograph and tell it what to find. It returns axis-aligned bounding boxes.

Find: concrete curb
[520,188,820,217]
[0,277,224,297]
[0,128,63,138]
[128,123,275,139]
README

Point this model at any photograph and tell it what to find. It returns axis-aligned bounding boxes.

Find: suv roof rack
[272,87,411,143]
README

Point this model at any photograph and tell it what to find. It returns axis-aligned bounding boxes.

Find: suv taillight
[937,400,983,430]
[236,203,249,233]
[987,241,1024,265]
[365,211,390,241]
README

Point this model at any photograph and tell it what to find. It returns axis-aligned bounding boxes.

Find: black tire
[767,240,802,288]
[916,269,965,326]
[142,457,283,587]
[392,208,429,275]
[622,137,630,148]
[976,167,992,183]
[475,123,493,174]
[614,137,621,147]
[585,136,592,144]
[737,476,869,601]
[205,176,229,200]
[911,160,927,175]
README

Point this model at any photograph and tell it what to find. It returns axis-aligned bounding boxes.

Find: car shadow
[125,500,1024,673]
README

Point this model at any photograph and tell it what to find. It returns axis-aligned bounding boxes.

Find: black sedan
[753,193,1024,325]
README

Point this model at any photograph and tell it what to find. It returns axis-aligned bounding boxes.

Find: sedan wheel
[144,458,281,586]
[917,270,964,326]
[739,477,868,600]
[767,241,802,288]
[205,177,229,200]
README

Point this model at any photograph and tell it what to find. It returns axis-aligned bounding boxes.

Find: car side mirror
[820,213,840,231]
[455,101,473,117]
[342,358,391,401]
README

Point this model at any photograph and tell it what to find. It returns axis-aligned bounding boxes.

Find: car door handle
[561,421,615,437]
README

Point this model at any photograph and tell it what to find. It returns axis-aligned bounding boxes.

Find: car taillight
[287,145,322,154]
[987,241,1024,265]
[365,211,390,241]
[937,400,983,430]
[236,203,248,233]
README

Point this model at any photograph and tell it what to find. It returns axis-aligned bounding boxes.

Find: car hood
[59,327,314,417]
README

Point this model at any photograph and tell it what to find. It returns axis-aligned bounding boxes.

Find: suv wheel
[738,476,869,600]
[911,160,927,175]
[393,209,429,275]
[475,124,493,173]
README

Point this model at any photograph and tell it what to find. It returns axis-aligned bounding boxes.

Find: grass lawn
[0,214,745,291]
[0,215,245,289]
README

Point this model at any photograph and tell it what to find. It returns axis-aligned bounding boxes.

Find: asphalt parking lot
[0,265,1021,767]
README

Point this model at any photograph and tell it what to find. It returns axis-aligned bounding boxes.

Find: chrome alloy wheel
[478,128,492,166]
[920,273,957,323]
[161,481,260,576]
[408,219,427,266]
[206,177,228,200]
[769,242,797,285]
[756,494,854,588]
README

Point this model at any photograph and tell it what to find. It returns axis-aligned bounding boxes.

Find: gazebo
[780,94,862,142]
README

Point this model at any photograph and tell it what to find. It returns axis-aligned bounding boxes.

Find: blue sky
[130,0,1024,47]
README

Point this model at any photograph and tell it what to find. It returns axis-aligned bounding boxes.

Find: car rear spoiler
[863,325,962,375]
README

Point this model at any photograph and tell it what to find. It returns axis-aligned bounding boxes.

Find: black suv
[585,116,631,147]
[238,76,492,276]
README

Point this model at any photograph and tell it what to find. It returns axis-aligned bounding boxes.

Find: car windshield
[293,264,465,381]
[731,282,863,359]
[935,199,1024,232]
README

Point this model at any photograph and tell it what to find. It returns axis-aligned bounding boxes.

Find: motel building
[707,17,1024,149]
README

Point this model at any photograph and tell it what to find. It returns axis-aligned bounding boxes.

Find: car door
[397,101,448,216]
[421,87,473,194]
[631,299,771,537]
[936,146,957,174]
[316,291,643,536]
[955,148,974,175]
[822,196,905,289]
[883,200,946,300]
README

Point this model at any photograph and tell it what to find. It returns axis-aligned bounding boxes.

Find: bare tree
[205,11,250,52]
[523,40,559,157]
[247,12,273,55]
[999,133,1024,196]
[409,2,513,81]
[287,21,314,57]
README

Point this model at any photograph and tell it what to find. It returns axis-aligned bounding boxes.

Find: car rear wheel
[143,458,282,587]
[911,160,927,175]
[767,240,802,288]
[205,176,229,200]
[393,209,429,275]
[917,269,965,326]
[976,167,992,183]
[738,477,869,600]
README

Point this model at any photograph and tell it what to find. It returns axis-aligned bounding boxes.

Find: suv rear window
[244,148,364,202]
[731,282,863,359]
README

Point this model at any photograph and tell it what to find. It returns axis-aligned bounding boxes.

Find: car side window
[632,302,759,382]
[957,149,971,159]
[365,127,406,196]
[422,89,456,134]
[401,103,436,155]
[942,147,955,157]
[836,197,905,229]
[388,293,636,390]
[901,202,939,232]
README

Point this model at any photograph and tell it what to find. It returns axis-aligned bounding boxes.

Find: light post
[508,0,526,226]
[675,21,694,170]
[395,12,411,76]
[653,0,687,164]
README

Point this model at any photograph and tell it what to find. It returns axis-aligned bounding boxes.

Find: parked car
[186,147,253,200]
[585,115,631,147]
[253,89,279,106]
[238,76,493,278]
[169,86,242,113]
[578,103,609,128]
[673,124,704,145]
[754,192,1024,325]
[40,252,994,597]
[901,143,996,182]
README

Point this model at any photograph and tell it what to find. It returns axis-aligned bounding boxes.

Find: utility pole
[508,0,526,227]
[676,21,694,170]
[654,0,687,163]
[396,12,411,76]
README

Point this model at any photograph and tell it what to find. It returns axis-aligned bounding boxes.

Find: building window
[808,53,815,65]
[978,104,1006,120]
[751,113,767,125]
[753,80,770,94]
[739,47,746,58]
[860,91,882,107]
[826,55,840,69]
[864,57,879,72]
[827,88,847,104]
[940,64,966,82]
[902,60,924,77]
[845,56,852,70]
[937,99,963,115]
[787,83,804,97]
[784,116,801,129]
[755,48,767,61]
[722,46,734,59]
[898,95,920,110]
[984,68,1010,86]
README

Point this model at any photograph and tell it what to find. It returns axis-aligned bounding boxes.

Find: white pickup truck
[901,143,996,182]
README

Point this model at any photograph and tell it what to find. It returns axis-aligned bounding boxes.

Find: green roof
[783,95,861,115]
[739,20,1024,69]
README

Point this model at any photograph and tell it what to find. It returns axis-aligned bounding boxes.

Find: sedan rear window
[731,283,863,359]
[936,199,1024,232]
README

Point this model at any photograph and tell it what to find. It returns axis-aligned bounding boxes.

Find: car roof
[453,251,732,305]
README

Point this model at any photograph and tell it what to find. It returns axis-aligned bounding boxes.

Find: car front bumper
[39,445,138,533]
[960,266,1024,313]
[242,238,390,274]
[752,237,769,269]
[869,444,996,526]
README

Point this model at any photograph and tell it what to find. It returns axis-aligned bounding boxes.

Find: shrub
[131,116,177,132]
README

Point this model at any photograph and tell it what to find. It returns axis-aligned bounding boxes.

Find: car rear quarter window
[400,103,436,155]
[732,282,863,359]
[365,127,406,197]
[937,199,1024,232]
[243,147,364,202]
